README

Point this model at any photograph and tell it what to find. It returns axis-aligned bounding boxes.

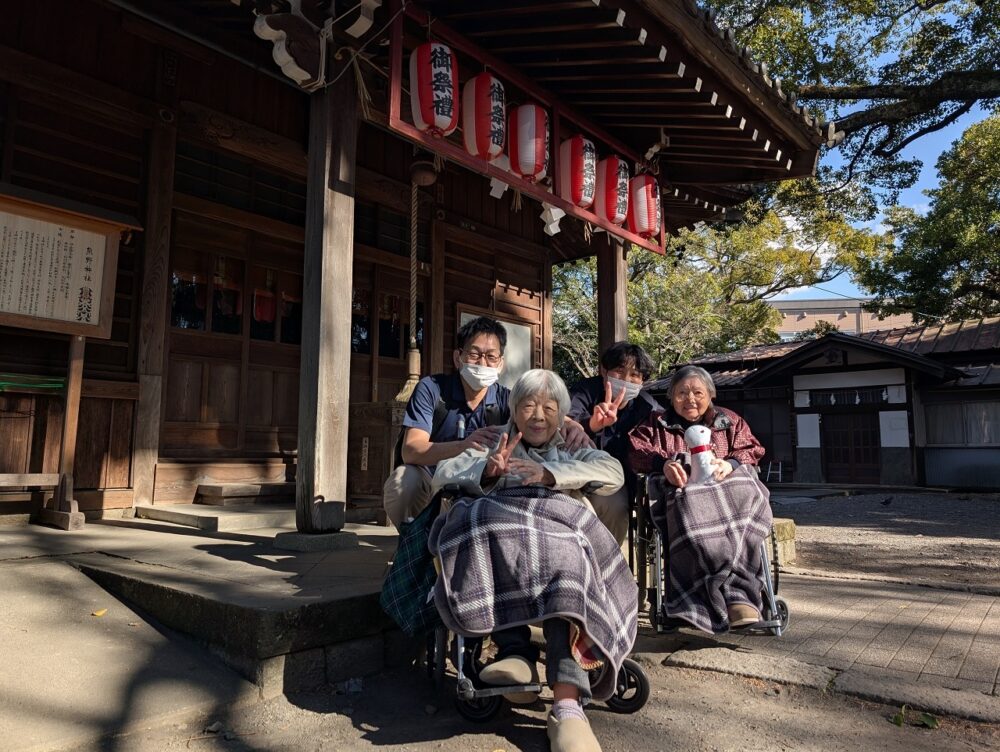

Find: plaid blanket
[428,487,637,700]
[649,464,772,634]
[379,495,443,637]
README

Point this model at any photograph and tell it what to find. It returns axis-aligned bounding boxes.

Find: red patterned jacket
[628,405,765,475]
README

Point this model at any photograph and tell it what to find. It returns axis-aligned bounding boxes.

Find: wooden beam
[134,117,177,506]
[624,0,819,151]
[466,21,621,37]
[179,101,307,178]
[444,2,596,21]
[296,68,357,533]
[597,242,628,356]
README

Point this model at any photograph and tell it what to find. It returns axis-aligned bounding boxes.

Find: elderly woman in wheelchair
[428,368,640,752]
[629,365,783,635]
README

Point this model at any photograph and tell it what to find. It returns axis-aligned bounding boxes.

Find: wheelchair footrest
[458,683,544,701]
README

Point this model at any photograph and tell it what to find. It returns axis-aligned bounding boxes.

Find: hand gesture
[560,418,595,451]
[588,381,628,433]
[464,425,504,452]
[507,457,554,486]
[483,431,522,479]
[663,458,688,488]
[710,457,734,482]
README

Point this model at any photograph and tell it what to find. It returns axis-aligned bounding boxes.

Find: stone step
[195,482,295,506]
[95,515,298,543]
[135,502,296,531]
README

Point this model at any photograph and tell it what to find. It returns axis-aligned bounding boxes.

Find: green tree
[705,0,1000,208]
[792,319,842,341]
[854,111,1000,322]
[551,195,887,381]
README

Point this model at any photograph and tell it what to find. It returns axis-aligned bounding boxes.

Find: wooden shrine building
[0,0,829,531]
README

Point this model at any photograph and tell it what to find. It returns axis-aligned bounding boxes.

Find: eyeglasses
[462,348,502,366]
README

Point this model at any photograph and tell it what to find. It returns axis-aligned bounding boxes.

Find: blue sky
[775,104,989,301]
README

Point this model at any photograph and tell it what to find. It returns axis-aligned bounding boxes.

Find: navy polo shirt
[403,372,511,448]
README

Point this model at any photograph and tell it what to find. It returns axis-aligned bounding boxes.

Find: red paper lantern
[508,103,549,182]
[462,73,505,160]
[626,174,662,239]
[558,135,596,209]
[409,42,458,137]
[594,156,630,225]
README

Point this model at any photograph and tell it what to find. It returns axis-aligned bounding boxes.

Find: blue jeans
[491,619,591,701]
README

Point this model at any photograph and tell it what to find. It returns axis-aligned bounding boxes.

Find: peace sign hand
[588,381,628,433]
[483,431,523,480]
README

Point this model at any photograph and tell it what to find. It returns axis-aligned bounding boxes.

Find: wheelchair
[631,473,790,637]
[424,626,651,722]
[423,486,650,722]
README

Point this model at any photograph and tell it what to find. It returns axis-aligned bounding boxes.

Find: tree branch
[875,100,976,157]
[797,69,1000,103]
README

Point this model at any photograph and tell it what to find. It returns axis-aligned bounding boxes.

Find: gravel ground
[775,491,1000,588]
[99,663,1000,752]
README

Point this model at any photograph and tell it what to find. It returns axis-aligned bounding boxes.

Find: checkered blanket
[649,464,773,634]
[428,487,637,700]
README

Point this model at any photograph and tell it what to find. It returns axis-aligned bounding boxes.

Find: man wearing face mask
[568,342,660,544]
[383,316,591,528]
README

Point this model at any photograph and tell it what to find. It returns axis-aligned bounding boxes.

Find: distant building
[769,298,914,340]
[647,317,1000,490]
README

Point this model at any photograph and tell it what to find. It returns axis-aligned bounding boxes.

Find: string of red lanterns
[409,41,661,239]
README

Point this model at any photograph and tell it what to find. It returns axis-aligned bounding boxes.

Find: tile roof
[860,317,1000,356]
[942,364,1000,388]
[646,367,754,392]
[689,340,807,365]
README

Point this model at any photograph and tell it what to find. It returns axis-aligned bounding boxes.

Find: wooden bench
[0,472,84,529]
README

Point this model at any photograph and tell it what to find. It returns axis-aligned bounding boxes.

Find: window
[925,401,1000,446]
[352,200,430,260]
[175,141,306,226]
[351,288,371,354]
[211,257,244,335]
[170,246,208,330]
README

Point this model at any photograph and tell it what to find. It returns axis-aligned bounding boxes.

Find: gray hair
[509,369,571,422]
[669,365,717,400]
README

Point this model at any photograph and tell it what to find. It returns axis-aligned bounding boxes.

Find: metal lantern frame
[386,0,667,256]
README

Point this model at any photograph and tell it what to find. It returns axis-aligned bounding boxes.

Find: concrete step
[94,516,300,543]
[135,502,295,531]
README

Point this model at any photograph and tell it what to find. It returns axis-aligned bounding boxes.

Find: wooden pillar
[39,336,86,529]
[133,115,176,506]
[597,241,628,356]
[296,71,358,533]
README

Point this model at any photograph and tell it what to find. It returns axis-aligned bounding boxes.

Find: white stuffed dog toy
[684,424,716,486]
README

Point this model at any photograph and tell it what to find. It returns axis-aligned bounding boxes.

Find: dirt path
[102,662,1000,752]
[775,492,1000,589]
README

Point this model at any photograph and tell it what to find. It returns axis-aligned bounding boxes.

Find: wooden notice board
[0,186,138,339]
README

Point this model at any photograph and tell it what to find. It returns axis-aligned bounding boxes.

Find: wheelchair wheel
[433,629,448,687]
[605,658,650,714]
[775,597,790,632]
[455,694,504,722]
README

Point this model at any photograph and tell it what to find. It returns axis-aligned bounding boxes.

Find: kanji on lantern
[558,135,596,209]
[626,174,662,239]
[409,42,459,137]
[462,73,505,160]
[508,103,549,182]
[594,155,630,225]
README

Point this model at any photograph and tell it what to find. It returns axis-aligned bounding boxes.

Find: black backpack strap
[484,402,504,427]
[393,395,448,469]
[430,397,451,436]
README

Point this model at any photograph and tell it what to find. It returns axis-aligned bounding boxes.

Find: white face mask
[461,363,500,391]
[607,376,642,403]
